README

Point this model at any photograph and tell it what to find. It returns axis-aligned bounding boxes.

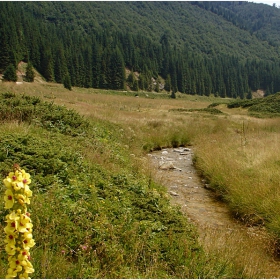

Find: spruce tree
[63,73,72,90]
[0,31,11,73]
[2,64,17,82]
[109,47,125,90]
[132,79,139,91]
[25,62,35,82]
[165,74,171,92]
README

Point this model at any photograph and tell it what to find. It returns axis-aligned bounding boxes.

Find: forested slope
[1,1,280,98]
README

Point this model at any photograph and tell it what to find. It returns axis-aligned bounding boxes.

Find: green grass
[0,92,247,278]
[227,92,280,117]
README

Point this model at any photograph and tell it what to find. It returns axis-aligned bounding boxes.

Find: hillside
[1,1,280,98]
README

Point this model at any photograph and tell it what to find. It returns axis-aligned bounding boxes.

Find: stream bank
[148,147,280,278]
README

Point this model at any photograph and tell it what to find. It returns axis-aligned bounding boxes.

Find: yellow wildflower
[13,181,23,191]
[18,250,30,262]
[23,185,32,198]
[4,189,14,209]
[3,166,34,278]
[4,231,17,245]
[9,256,23,272]
[3,177,12,189]
[16,194,29,206]
[23,231,33,240]
[5,244,17,255]
[19,271,31,279]
[6,268,17,279]
[22,171,31,185]
[18,224,32,234]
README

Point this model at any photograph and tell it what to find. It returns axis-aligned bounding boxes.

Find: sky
[200,0,280,8]
[247,0,280,7]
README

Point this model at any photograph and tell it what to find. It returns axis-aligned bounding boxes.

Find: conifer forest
[1,1,280,98]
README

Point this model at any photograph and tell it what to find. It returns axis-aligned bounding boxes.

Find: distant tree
[132,79,139,91]
[109,47,125,90]
[3,64,17,82]
[246,91,252,99]
[171,90,176,99]
[138,73,146,90]
[127,70,135,88]
[63,73,72,90]
[165,74,171,92]
[25,62,35,82]
[155,78,160,92]
[0,31,11,73]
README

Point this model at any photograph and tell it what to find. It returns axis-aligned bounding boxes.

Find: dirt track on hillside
[148,147,280,278]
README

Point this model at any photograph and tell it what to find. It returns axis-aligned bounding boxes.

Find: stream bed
[148,147,280,278]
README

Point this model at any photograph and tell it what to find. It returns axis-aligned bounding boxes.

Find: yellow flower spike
[4,189,14,209]
[3,165,34,279]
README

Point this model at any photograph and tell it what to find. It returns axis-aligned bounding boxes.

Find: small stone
[168,191,179,196]
[159,161,175,170]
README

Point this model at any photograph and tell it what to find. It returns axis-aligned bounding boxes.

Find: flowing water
[148,147,280,278]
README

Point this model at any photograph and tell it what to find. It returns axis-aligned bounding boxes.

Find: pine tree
[63,73,72,90]
[25,62,35,82]
[0,31,11,73]
[109,47,125,90]
[164,74,171,92]
[2,64,17,82]
[132,79,139,91]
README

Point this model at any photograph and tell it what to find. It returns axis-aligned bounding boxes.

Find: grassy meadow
[1,81,280,278]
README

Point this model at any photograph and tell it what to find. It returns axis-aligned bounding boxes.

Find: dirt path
[148,147,280,278]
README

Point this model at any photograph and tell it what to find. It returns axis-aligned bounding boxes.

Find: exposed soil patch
[148,147,280,278]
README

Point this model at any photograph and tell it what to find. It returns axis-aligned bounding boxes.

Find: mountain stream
[148,147,280,278]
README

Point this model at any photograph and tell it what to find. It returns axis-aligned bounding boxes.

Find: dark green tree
[109,47,125,90]
[25,62,35,82]
[63,73,72,90]
[164,74,171,92]
[132,79,139,91]
[127,70,135,89]
[3,64,17,82]
[0,32,11,73]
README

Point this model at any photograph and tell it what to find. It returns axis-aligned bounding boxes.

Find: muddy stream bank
[148,147,280,278]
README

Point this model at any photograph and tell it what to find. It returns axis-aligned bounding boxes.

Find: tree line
[1,2,280,97]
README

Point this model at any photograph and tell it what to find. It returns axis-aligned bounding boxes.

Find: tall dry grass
[194,117,280,230]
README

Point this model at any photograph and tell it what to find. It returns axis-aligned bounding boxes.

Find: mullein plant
[3,164,35,279]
